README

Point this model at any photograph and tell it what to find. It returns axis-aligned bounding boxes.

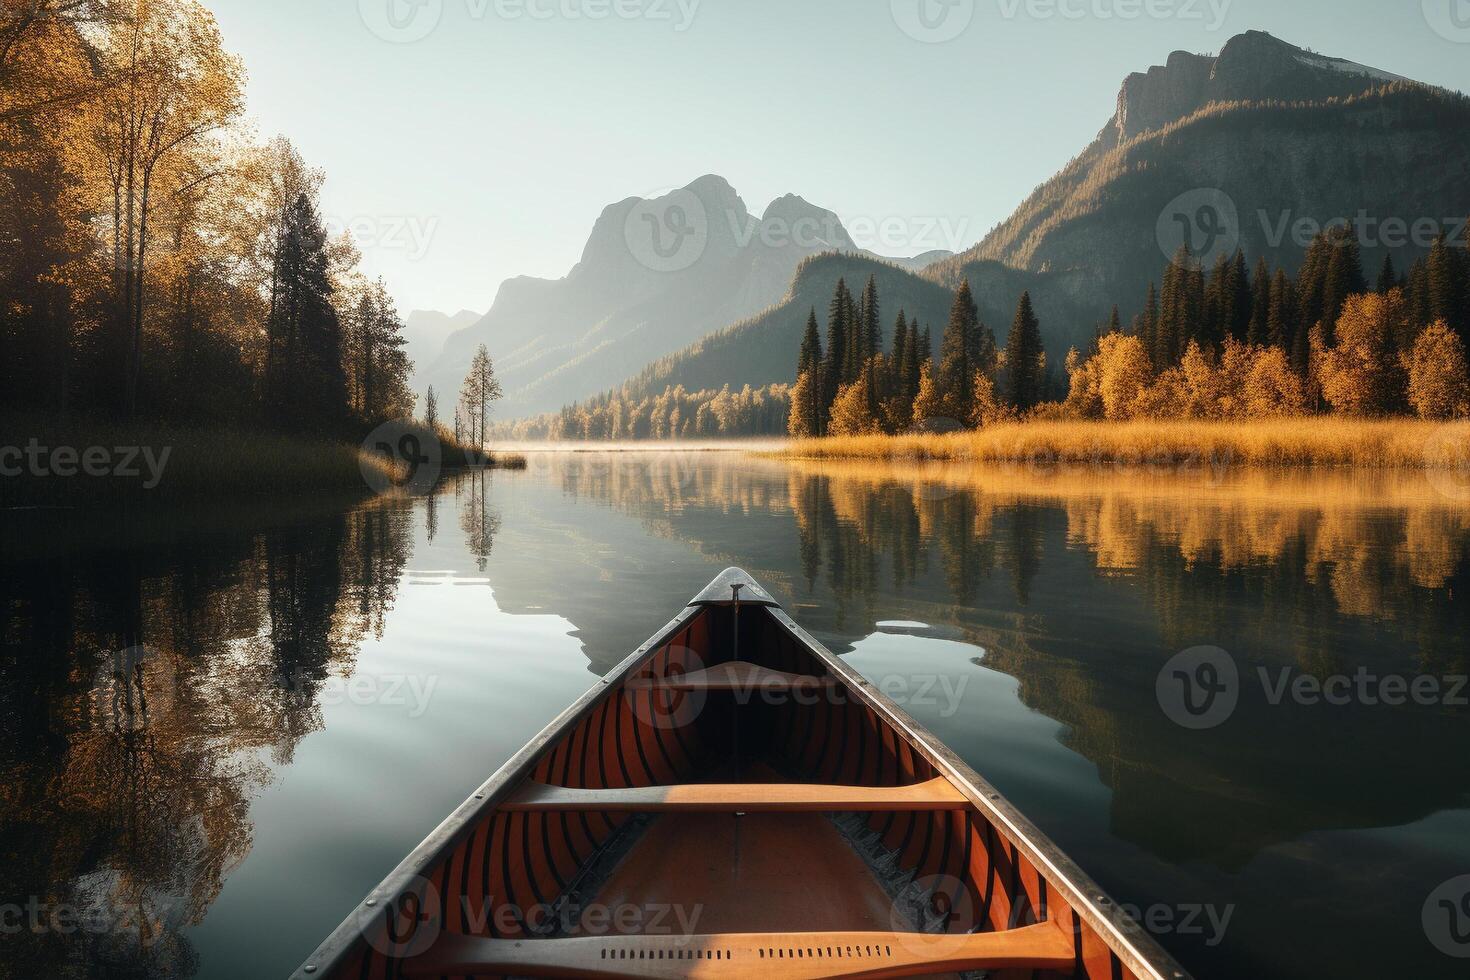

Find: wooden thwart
[501,777,967,813]
[404,923,1075,978]
[626,660,836,693]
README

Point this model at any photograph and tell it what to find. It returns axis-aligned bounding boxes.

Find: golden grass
[768,418,1470,470]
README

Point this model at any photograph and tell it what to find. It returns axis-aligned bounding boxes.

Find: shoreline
[0,419,526,504]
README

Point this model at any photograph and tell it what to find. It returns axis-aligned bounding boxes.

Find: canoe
[293,568,1192,980]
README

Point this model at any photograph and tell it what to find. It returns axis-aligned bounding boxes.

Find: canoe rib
[501,776,968,813]
[625,660,837,692]
[403,922,1076,979]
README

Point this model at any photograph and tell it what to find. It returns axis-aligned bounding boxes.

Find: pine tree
[424,386,439,429]
[1157,246,1198,367]
[860,275,882,364]
[1427,234,1465,342]
[1003,291,1045,411]
[936,280,979,418]
[790,309,826,438]
[798,307,823,377]
[352,278,412,424]
[890,310,909,391]
[1296,231,1333,330]
[904,320,923,406]
[857,277,884,419]
[822,278,850,412]
[1407,256,1432,329]
[1202,251,1231,350]
[268,192,347,430]
[1230,250,1253,341]
[1267,268,1296,350]
[1377,253,1400,295]
[1139,282,1160,367]
[1320,228,1366,343]
[1106,305,1122,336]
[1248,258,1271,346]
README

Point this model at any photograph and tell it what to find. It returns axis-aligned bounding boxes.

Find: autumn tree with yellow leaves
[1314,290,1409,416]
[1403,320,1470,419]
[1,0,415,435]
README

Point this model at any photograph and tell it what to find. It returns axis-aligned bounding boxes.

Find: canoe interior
[308,596,1178,980]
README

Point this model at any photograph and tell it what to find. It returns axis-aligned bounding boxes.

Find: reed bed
[770,418,1470,470]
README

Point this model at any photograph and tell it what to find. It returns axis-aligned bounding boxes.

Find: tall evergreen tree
[1003,291,1045,411]
[1295,231,1334,330]
[269,192,347,430]
[1407,256,1432,329]
[1230,250,1253,341]
[1427,234,1465,341]
[1268,268,1296,354]
[1377,252,1400,295]
[859,275,882,363]
[1320,228,1366,343]
[935,280,994,421]
[1106,305,1122,335]
[798,307,823,377]
[858,276,885,418]
[1248,257,1271,346]
[822,278,851,410]
[1139,282,1160,366]
[792,308,826,437]
[1157,246,1200,366]
[1202,251,1232,349]
[903,320,923,406]
[890,310,909,391]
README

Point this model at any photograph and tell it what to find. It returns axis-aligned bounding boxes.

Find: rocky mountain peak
[1111,30,1406,144]
[759,194,855,252]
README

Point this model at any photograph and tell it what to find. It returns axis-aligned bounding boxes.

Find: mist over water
[3,453,1467,979]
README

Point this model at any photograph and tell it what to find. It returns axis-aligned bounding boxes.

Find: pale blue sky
[207,0,1470,314]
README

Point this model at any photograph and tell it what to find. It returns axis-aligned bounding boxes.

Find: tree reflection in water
[2,456,1467,980]
[0,500,412,978]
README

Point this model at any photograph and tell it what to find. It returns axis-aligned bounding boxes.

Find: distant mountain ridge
[415,176,893,418]
[927,30,1468,300]
[595,31,1470,410]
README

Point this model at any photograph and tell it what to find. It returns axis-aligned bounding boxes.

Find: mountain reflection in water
[1,456,1466,980]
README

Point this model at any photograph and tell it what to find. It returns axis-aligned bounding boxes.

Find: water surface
[2,453,1468,979]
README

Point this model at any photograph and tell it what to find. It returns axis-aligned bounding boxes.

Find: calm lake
[3,451,1468,979]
